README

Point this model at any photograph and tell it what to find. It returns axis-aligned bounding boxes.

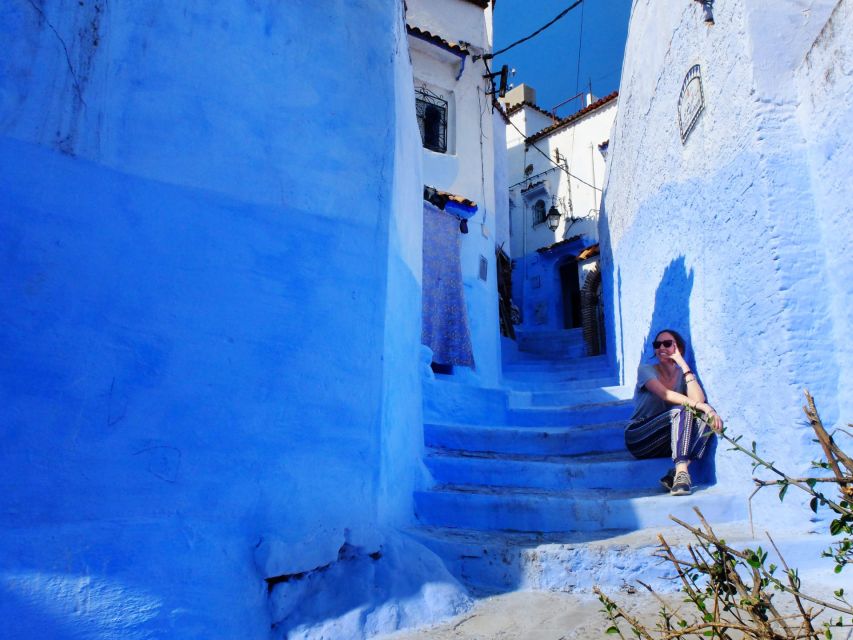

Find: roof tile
[505,100,557,121]
[527,92,618,143]
[406,25,469,57]
[424,186,477,210]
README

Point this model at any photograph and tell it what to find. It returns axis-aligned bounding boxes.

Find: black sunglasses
[652,339,674,349]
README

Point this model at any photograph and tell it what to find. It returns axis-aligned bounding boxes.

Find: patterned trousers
[624,406,713,463]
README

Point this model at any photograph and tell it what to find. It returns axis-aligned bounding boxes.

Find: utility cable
[504,113,601,193]
[477,87,488,224]
[474,0,584,61]
[479,45,600,195]
[482,57,600,192]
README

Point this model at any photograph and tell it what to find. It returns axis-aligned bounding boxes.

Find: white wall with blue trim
[408,0,506,387]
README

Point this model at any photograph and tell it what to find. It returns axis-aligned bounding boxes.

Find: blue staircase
[412,328,745,594]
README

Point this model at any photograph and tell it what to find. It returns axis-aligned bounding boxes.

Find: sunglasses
[652,339,674,349]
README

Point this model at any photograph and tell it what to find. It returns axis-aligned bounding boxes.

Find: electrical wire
[504,112,601,193]
[475,0,584,61]
[508,165,560,190]
[477,87,488,224]
[476,8,601,196]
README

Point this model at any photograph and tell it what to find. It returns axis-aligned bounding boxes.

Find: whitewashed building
[407,0,509,385]
[502,84,616,348]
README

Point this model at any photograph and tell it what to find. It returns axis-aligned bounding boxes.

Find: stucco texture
[408,0,503,386]
[600,0,851,524]
[0,1,463,637]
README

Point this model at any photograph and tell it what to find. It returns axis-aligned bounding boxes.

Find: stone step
[518,344,587,359]
[515,328,585,341]
[504,399,634,427]
[426,390,632,429]
[507,385,634,409]
[515,329,586,354]
[503,363,613,380]
[503,371,616,388]
[503,362,613,377]
[414,484,747,534]
[424,448,668,492]
[424,420,627,457]
[500,375,619,392]
[406,521,755,595]
[505,353,609,368]
[423,380,510,425]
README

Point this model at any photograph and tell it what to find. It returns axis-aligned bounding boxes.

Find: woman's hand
[669,344,689,370]
[696,402,723,433]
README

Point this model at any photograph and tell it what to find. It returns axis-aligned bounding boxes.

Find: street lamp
[546,200,561,231]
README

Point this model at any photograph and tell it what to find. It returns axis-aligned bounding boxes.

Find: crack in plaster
[25,0,87,107]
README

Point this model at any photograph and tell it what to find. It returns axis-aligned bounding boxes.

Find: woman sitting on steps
[624,329,723,496]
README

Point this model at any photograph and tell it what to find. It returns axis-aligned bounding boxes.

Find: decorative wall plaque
[678,64,705,143]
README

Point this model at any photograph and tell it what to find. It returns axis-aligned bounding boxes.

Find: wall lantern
[546,201,562,231]
[694,0,714,25]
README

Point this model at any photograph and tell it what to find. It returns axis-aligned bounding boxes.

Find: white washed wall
[505,100,615,332]
[407,0,490,50]
[408,0,504,386]
[527,101,615,247]
[601,0,850,526]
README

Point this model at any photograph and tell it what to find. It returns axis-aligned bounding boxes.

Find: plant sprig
[595,393,852,639]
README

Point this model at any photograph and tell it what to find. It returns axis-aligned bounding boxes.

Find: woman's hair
[655,328,687,353]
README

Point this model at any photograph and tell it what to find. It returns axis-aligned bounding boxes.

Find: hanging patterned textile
[421,202,475,369]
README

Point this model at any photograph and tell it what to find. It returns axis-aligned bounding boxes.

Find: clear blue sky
[493,0,633,116]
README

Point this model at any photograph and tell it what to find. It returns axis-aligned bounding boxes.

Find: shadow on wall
[639,257,716,486]
[640,256,695,370]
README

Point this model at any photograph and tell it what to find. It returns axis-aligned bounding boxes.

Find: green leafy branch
[700,392,852,574]
[596,393,853,639]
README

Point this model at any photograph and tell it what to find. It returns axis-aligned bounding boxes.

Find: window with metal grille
[532,199,546,225]
[416,87,448,153]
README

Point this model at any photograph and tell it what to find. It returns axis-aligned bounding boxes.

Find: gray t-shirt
[630,363,686,422]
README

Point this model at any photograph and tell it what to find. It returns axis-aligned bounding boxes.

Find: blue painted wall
[0,2,449,637]
[511,237,595,332]
[600,0,851,524]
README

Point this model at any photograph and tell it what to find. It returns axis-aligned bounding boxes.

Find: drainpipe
[589,143,596,196]
[455,54,466,81]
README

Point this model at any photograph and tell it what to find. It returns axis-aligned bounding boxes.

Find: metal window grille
[532,199,546,225]
[415,87,448,153]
